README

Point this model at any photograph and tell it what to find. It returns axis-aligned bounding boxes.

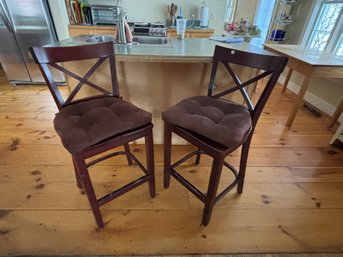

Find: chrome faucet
[116,9,127,44]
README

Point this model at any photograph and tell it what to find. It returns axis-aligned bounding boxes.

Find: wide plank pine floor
[0,66,342,256]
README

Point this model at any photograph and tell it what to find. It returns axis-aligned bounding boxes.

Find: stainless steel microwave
[91,5,120,25]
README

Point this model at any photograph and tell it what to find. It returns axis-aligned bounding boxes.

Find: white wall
[90,0,258,36]
[233,0,258,23]
[48,0,70,40]
[91,0,228,35]
[282,69,343,117]
[50,0,258,38]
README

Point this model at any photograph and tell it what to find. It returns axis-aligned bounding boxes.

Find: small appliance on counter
[91,5,121,25]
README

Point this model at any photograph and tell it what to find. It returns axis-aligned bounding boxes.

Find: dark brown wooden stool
[162,45,288,225]
[30,42,155,228]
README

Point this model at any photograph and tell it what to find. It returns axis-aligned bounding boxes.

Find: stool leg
[237,135,253,194]
[72,156,83,189]
[327,97,343,128]
[145,127,155,198]
[195,149,202,165]
[124,143,133,166]
[202,156,224,226]
[163,123,172,189]
[74,153,104,228]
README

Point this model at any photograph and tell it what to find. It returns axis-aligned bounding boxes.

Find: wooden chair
[162,45,288,225]
[30,42,155,228]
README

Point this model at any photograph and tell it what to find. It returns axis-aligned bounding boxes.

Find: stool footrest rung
[170,167,206,202]
[170,150,199,169]
[130,152,149,174]
[224,161,239,178]
[168,150,240,205]
[214,179,239,205]
[86,151,128,168]
[97,174,150,206]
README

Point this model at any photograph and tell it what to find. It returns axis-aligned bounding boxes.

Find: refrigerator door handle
[0,1,14,33]
[40,0,58,41]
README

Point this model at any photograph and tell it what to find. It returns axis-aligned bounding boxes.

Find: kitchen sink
[84,35,116,43]
[131,36,175,47]
[70,34,116,44]
[70,34,174,47]
[132,36,169,45]
[85,35,170,45]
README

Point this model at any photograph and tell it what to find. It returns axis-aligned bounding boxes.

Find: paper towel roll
[200,6,209,28]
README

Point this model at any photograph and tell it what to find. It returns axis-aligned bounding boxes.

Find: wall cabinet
[167,31,191,38]
[190,32,214,38]
[68,25,213,39]
[68,25,117,37]
[167,29,214,38]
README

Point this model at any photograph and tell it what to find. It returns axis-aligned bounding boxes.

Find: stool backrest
[208,45,288,127]
[30,42,118,110]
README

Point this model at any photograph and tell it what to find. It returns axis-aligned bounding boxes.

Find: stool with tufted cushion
[30,42,155,228]
[162,45,288,226]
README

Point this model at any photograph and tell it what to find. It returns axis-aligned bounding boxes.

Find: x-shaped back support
[209,60,273,112]
[47,57,116,107]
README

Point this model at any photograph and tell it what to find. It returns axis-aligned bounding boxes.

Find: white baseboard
[278,76,343,123]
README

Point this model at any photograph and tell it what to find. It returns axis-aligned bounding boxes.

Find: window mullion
[325,8,343,53]
[224,0,237,23]
[301,1,323,46]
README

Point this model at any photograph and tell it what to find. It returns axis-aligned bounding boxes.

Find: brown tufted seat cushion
[54,96,152,153]
[162,96,252,149]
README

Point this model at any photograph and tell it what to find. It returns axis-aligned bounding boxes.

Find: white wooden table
[263,44,343,127]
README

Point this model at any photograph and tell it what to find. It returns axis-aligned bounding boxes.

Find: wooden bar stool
[30,42,155,228]
[162,45,288,225]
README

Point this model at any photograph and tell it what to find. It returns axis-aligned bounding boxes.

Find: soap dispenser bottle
[200,1,209,28]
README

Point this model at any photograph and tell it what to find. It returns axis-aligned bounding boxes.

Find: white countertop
[115,39,272,61]
[47,37,277,63]
[264,44,343,67]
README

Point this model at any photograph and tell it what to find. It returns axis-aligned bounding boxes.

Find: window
[249,0,277,48]
[334,33,343,55]
[302,0,343,56]
[224,0,237,23]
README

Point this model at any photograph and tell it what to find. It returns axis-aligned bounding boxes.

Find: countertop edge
[115,55,213,63]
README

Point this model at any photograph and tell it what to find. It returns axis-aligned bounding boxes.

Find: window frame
[249,0,277,48]
[301,0,343,55]
[224,0,237,23]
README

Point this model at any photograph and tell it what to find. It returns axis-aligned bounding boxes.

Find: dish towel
[209,36,244,43]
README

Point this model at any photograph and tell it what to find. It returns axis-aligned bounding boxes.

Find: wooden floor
[0,66,343,256]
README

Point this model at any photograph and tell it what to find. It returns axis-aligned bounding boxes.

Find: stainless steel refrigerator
[0,0,63,84]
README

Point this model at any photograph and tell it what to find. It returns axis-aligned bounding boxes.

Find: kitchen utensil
[168,3,178,26]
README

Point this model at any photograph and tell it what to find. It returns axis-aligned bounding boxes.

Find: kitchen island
[50,38,275,143]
